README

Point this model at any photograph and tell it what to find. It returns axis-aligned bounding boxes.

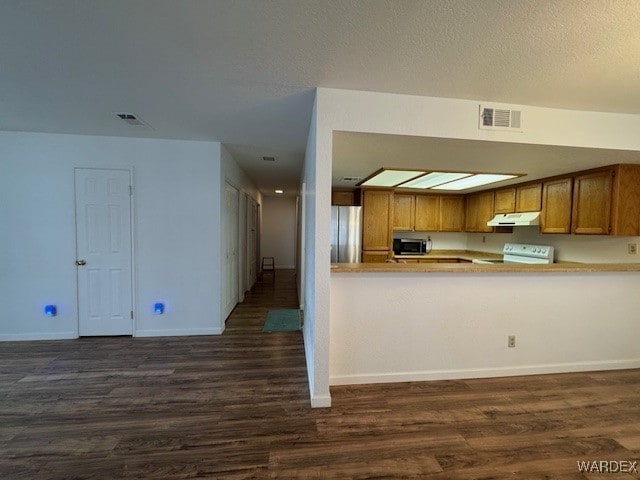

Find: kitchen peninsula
[330,259,640,387]
[330,162,640,387]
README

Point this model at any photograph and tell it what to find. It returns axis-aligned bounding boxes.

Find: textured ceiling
[1,0,639,194]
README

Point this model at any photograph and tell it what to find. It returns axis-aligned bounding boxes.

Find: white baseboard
[134,327,223,338]
[330,359,640,386]
[0,332,77,341]
[310,394,332,408]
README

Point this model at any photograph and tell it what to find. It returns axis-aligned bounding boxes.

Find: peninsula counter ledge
[329,256,640,387]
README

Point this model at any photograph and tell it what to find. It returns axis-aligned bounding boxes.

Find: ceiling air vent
[479,105,522,131]
[341,176,362,183]
[115,113,148,127]
[262,156,276,162]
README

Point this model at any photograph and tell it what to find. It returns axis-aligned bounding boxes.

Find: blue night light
[44,305,57,317]
[153,302,164,314]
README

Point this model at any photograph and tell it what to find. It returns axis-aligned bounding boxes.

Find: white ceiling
[2,1,639,194]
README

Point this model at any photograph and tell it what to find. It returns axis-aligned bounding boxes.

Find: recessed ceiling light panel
[431,174,518,191]
[399,172,472,189]
[360,169,424,187]
[275,189,283,194]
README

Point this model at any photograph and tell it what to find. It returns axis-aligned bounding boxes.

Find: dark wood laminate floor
[2,270,640,479]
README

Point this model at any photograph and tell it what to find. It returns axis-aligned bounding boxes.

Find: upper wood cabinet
[393,194,416,231]
[571,169,613,235]
[515,183,542,212]
[392,193,464,232]
[494,188,516,214]
[439,196,465,232]
[415,195,441,231]
[610,164,640,236]
[362,189,393,251]
[541,177,573,234]
[465,191,494,233]
[332,189,356,206]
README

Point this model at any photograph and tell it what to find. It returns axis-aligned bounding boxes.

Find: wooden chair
[261,257,275,281]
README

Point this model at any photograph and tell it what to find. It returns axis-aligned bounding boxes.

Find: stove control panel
[502,243,554,262]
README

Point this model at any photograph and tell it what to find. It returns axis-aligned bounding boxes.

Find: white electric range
[472,243,555,265]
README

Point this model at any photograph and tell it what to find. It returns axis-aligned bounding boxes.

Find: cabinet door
[332,190,355,206]
[414,195,440,231]
[474,191,495,233]
[362,190,393,250]
[516,183,542,212]
[572,170,613,235]
[494,188,516,214]
[541,177,573,234]
[440,196,465,232]
[478,191,495,232]
[362,251,389,263]
[465,194,479,232]
[393,194,415,231]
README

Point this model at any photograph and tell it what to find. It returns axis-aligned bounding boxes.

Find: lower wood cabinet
[362,250,390,263]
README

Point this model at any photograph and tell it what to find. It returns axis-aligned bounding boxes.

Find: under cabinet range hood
[487,211,541,227]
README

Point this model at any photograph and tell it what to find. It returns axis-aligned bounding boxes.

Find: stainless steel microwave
[393,238,427,255]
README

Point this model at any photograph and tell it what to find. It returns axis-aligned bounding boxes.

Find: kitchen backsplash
[466,227,640,263]
[394,229,640,262]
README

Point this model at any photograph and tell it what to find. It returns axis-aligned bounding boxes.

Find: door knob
[76,260,87,266]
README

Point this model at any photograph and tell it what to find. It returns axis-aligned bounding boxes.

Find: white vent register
[479,105,522,131]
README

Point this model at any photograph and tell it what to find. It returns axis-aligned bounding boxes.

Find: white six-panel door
[75,168,133,336]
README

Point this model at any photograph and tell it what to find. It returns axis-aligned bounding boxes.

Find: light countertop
[331,250,640,273]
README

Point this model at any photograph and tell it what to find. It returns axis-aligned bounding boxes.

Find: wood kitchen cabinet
[362,189,393,261]
[571,169,613,235]
[392,193,463,232]
[541,177,573,234]
[438,196,465,232]
[415,195,441,231]
[393,194,415,231]
[494,188,516,214]
[332,189,357,206]
[515,183,542,212]
[465,191,494,232]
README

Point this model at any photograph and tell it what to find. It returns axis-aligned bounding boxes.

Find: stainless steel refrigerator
[330,206,362,263]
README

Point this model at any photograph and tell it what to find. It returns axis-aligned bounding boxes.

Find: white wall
[0,132,222,340]
[261,196,297,269]
[309,87,640,404]
[302,95,333,407]
[331,272,640,384]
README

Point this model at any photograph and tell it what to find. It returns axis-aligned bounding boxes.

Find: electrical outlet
[628,243,638,255]
[508,335,516,348]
